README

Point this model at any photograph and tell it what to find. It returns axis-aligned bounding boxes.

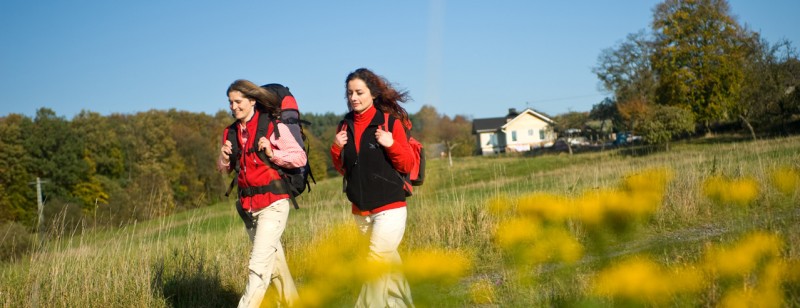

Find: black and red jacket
[331,107,414,214]
[222,111,291,212]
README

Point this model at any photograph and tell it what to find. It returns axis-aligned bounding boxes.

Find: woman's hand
[220,140,233,164]
[334,130,348,148]
[375,128,394,147]
[258,136,273,158]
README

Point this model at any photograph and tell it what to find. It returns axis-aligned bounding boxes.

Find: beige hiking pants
[239,199,297,308]
[353,207,415,308]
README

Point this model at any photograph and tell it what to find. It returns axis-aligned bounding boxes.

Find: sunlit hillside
[2,135,799,307]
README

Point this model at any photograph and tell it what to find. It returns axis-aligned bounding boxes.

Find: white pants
[353,207,414,308]
[239,199,298,308]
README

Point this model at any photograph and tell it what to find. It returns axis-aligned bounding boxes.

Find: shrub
[0,221,33,262]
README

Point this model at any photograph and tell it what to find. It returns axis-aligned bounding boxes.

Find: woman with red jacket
[218,79,305,308]
[331,68,415,307]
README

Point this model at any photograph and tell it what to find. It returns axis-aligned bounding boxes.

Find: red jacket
[220,111,306,212]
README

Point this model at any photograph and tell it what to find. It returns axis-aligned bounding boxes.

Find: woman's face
[347,78,374,114]
[228,90,256,122]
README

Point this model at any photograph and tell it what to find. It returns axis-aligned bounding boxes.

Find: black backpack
[224,84,315,209]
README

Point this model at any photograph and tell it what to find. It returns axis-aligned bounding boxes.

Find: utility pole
[29,177,49,233]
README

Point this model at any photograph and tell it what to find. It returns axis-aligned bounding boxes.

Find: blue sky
[1,1,798,120]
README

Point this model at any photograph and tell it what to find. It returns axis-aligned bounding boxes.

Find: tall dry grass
[1,135,798,307]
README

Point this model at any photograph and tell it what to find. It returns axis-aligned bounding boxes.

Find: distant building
[472,108,556,155]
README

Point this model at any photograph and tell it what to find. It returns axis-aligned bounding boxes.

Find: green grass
[2,135,799,307]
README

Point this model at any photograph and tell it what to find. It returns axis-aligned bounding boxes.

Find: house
[472,108,556,155]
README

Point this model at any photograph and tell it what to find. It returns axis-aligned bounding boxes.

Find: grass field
[2,135,799,307]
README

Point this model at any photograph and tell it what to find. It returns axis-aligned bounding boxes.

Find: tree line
[569,0,799,149]
[0,105,474,240]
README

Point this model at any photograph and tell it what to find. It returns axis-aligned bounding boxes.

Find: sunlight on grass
[2,136,799,307]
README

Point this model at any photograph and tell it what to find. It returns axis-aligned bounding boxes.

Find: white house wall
[503,114,554,151]
[478,131,505,155]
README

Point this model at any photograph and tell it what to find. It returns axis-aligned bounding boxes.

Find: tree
[589,97,622,141]
[438,115,474,164]
[616,97,650,134]
[25,108,89,204]
[0,114,35,225]
[594,31,658,105]
[412,105,442,144]
[651,0,748,132]
[639,105,696,151]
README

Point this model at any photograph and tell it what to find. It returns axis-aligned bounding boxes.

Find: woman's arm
[382,122,414,173]
[268,123,307,168]
[217,127,234,173]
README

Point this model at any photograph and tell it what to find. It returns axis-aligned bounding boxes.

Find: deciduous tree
[651,0,748,131]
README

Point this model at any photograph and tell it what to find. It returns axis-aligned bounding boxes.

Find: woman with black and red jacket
[330,68,416,307]
[218,79,305,308]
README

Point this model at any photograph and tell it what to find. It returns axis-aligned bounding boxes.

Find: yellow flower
[703,175,760,206]
[719,286,784,308]
[592,257,705,304]
[572,193,604,226]
[528,226,583,264]
[488,195,513,217]
[402,249,472,285]
[704,232,783,277]
[770,167,800,196]
[516,192,572,222]
[494,218,583,265]
[494,217,542,250]
[622,168,672,196]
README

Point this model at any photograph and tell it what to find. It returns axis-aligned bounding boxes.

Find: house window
[539,130,545,140]
[489,134,497,145]
[528,129,534,136]
[511,131,517,142]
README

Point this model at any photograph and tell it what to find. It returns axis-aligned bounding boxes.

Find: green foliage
[26,108,90,200]
[651,0,748,127]
[0,221,32,262]
[639,105,696,150]
[738,37,800,133]
[593,31,657,105]
[303,129,329,181]
[0,114,35,224]
[589,98,621,134]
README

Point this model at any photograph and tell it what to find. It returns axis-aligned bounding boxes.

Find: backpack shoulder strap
[248,112,273,164]
[382,112,396,133]
[225,121,240,197]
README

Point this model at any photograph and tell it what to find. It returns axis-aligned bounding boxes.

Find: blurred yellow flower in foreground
[770,166,800,196]
[592,257,705,304]
[293,225,379,308]
[621,168,673,196]
[704,232,783,277]
[494,217,583,264]
[703,175,759,206]
[488,195,513,217]
[402,249,472,285]
[516,192,572,222]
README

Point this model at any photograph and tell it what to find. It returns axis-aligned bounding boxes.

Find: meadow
[1,135,798,307]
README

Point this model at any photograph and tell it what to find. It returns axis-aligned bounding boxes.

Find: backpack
[337,112,425,197]
[382,113,425,196]
[224,83,315,209]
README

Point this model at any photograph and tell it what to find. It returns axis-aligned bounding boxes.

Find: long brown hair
[345,68,411,127]
[227,79,280,118]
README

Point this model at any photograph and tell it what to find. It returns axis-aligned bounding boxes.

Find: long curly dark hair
[227,79,281,119]
[345,68,411,128]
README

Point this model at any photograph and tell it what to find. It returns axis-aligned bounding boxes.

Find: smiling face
[346,78,375,114]
[228,90,256,122]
